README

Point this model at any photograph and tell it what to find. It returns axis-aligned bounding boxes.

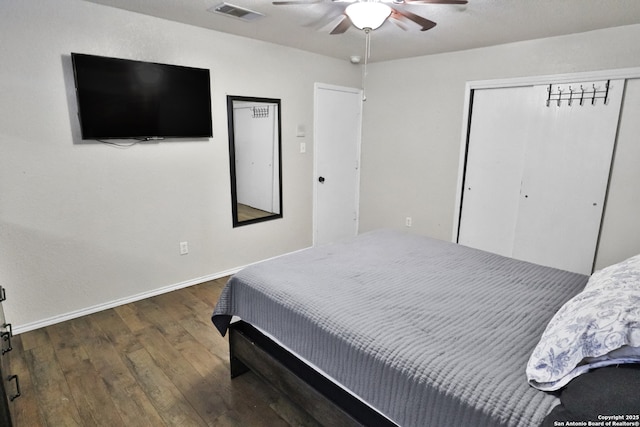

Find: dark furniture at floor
[1,286,20,427]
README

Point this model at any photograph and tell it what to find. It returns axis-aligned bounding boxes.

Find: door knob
[318,176,325,183]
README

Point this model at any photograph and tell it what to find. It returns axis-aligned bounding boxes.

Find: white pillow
[585,253,640,290]
[526,254,640,391]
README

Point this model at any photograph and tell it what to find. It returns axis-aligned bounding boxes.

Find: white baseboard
[12,267,242,335]
[13,245,313,335]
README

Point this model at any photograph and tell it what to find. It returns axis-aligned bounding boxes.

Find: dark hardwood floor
[8,278,322,426]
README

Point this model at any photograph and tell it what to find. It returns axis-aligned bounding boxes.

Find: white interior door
[314,84,362,246]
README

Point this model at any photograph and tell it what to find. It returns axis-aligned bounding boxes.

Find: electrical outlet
[179,241,189,255]
[405,217,412,227]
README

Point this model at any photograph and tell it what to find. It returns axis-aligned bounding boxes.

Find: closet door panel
[512,80,624,274]
[458,86,533,256]
[596,78,640,268]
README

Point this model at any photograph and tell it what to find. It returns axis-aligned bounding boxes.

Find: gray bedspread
[212,230,588,427]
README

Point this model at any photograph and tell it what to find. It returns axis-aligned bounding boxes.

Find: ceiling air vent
[209,3,265,22]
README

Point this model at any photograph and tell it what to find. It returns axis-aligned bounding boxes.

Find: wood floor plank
[45,320,90,365]
[61,358,126,427]
[24,344,83,427]
[170,331,228,380]
[83,316,167,427]
[150,290,230,362]
[128,296,239,424]
[175,290,217,322]
[130,297,186,338]
[150,289,197,322]
[131,296,310,426]
[113,302,153,333]
[134,325,230,426]
[188,279,227,307]
[88,307,144,354]
[125,347,208,426]
[46,319,126,427]
[10,277,317,427]
[19,327,50,351]
[180,315,227,359]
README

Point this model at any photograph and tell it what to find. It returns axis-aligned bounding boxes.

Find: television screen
[71,53,213,140]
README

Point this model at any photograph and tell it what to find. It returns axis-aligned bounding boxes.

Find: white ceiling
[84,0,640,62]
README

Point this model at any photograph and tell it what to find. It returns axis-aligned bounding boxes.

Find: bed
[212,229,640,426]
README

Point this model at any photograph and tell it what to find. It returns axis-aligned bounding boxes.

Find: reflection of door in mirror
[234,102,279,215]
[228,96,282,227]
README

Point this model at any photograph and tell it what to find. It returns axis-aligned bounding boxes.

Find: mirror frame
[227,95,283,227]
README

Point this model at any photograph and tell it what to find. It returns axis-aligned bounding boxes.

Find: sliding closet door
[458,79,624,274]
[458,86,533,257]
[513,81,624,273]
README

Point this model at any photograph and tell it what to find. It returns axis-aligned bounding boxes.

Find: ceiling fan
[272,0,468,34]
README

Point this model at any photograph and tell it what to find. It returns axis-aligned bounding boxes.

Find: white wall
[0,0,360,332]
[359,24,640,269]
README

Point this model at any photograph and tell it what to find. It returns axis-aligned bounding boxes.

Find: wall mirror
[227,95,283,227]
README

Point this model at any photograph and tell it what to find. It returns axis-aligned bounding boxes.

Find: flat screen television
[71,53,213,140]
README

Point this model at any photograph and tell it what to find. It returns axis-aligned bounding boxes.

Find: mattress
[212,229,588,427]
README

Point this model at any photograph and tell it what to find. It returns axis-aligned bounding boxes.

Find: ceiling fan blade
[402,0,467,4]
[330,15,352,34]
[272,0,322,5]
[389,14,409,31]
[391,8,436,31]
[305,10,344,30]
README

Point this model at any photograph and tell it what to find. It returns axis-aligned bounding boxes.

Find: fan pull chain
[362,28,371,101]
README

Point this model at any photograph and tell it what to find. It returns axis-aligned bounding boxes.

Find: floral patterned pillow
[526,254,640,391]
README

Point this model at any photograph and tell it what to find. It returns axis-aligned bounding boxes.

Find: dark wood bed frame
[229,321,398,427]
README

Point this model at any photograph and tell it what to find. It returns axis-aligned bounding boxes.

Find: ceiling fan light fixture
[345,2,392,30]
